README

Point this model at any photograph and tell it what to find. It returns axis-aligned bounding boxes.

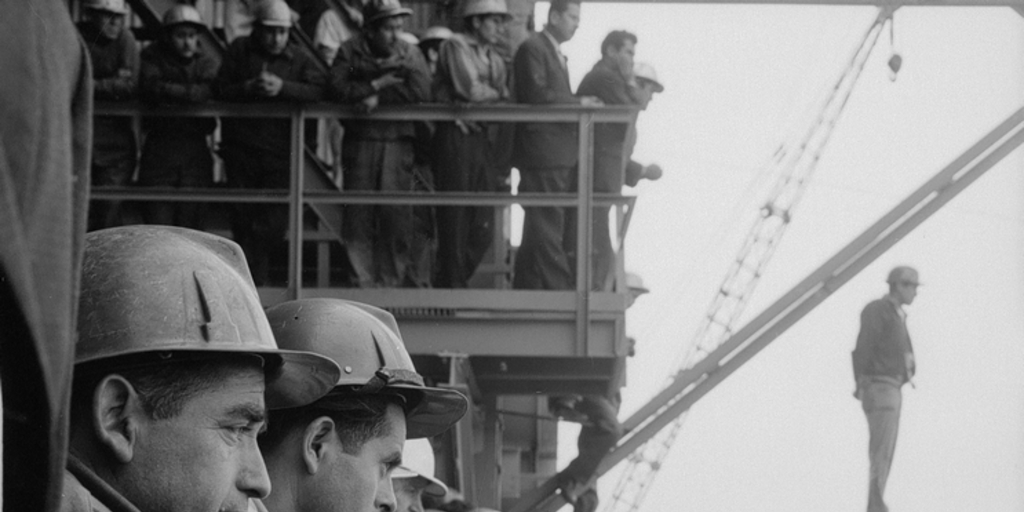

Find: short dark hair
[600,30,636,57]
[259,394,403,454]
[71,355,264,424]
[548,0,580,17]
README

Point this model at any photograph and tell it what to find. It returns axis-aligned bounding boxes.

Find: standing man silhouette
[852,266,920,512]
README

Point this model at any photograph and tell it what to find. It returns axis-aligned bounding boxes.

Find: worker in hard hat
[77,0,139,232]
[852,266,920,512]
[622,61,665,189]
[431,0,513,289]
[137,4,219,229]
[257,299,468,512]
[216,0,327,285]
[61,226,342,512]
[392,438,449,512]
[329,0,432,287]
[418,26,454,75]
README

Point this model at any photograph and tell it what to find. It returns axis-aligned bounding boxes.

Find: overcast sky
[545,4,1024,511]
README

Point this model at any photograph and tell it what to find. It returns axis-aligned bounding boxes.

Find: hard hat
[162,4,205,29]
[886,266,920,286]
[462,0,512,19]
[364,0,413,25]
[626,272,649,295]
[392,438,448,497]
[83,0,128,15]
[398,31,420,46]
[257,0,293,28]
[265,299,468,439]
[76,226,341,410]
[633,62,664,93]
[421,26,454,43]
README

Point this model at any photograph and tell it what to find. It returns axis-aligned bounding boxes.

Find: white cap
[392,439,448,497]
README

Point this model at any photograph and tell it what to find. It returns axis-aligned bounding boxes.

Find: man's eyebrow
[224,402,267,424]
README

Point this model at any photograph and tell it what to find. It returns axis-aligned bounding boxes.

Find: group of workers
[61,224,471,512]
[78,0,665,290]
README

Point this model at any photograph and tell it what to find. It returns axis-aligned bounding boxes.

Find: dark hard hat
[76,226,341,409]
[364,0,413,25]
[265,298,468,438]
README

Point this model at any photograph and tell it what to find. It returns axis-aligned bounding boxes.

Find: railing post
[287,107,305,300]
[575,110,595,356]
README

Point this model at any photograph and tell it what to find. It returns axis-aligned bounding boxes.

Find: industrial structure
[9,0,1024,510]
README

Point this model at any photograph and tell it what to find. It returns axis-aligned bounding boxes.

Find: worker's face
[369,17,405,56]
[893,269,920,306]
[472,14,506,46]
[117,364,271,512]
[608,40,635,80]
[90,10,126,40]
[547,3,580,43]
[393,477,429,512]
[257,25,290,55]
[169,25,200,59]
[636,78,658,109]
[308,404,406,512]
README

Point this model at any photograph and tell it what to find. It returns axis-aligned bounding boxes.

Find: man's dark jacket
[512,31,580,170]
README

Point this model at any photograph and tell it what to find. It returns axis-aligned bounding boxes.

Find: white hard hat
[83,0,128,15]
[633,62,664,93]
[392,438,448,497]
[626,272,650,295]
[462,0,512,19]
[421,26,454,43]
[257,0,293,28]
[398,31,420,46]
[163,4,205,29]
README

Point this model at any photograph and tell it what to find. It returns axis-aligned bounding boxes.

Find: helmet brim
[264,350,345,409]
[391,384,469,439]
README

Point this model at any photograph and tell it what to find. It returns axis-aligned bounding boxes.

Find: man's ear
[303,416,337,475]
[92,374,143,464]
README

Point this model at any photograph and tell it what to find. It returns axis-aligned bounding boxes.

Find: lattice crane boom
[603,8,896,512]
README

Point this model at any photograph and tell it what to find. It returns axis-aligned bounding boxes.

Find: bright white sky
[541,3,1024,511]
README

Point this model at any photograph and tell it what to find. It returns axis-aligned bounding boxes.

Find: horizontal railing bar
[88,187,637,207]
[94,101,638,123]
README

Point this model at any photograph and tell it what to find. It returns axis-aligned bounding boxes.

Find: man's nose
[376,479,397,512]
[239,445,272,499]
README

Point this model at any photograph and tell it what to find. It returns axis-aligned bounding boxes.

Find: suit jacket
[512,30,580,170]
[851,296,914,384]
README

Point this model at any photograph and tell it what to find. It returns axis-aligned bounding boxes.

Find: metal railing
[93,101,639,348]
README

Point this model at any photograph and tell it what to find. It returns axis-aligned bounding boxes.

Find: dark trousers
[562,395,623,485]
[564,151,622,291]
[514,167,574,290]
[434,123,497,288]
[342,138,419,288]
[861,378,902,512]
[138,133,213,229]
[222,145,290,285]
